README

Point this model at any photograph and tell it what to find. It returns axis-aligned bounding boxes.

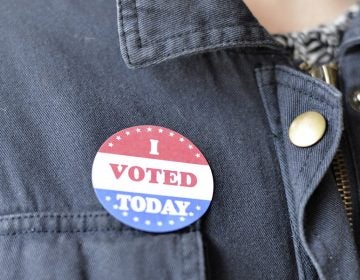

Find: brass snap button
[289,111,327,147]
[349,90,360,112]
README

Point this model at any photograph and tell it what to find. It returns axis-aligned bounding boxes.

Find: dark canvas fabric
[1,0,360,279]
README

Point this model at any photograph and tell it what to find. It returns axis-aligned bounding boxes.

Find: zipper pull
[299,62,338,86]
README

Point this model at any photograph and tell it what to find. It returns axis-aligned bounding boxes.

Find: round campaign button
[92,125,214,233]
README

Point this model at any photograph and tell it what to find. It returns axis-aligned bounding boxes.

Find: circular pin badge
[92,125,213,233]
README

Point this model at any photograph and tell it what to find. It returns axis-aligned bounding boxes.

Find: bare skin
[243,0,358,33]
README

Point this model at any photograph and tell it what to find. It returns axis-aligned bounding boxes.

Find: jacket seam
[0,211,200,236]
[275,67,341,98]
[0,212,109,222]
[133,0,142,48]
[126,40,282,67]
[0,227,130,236]
[138,24,274,47]
[118,0,132,65]
[260,82,336,108]
[255,66,306,278]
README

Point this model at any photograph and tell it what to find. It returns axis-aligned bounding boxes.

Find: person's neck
[243,0,358,34]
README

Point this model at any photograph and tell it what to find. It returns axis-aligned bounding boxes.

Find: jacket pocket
[0,211,205,280]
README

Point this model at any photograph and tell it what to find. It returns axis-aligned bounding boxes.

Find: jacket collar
[116,0,282,68]
[117,0,360,69]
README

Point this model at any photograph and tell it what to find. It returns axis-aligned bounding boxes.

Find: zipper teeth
[332,146,354,229]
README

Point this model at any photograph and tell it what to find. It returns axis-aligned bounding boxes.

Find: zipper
[300,62,354,229]
[333,146,354,228]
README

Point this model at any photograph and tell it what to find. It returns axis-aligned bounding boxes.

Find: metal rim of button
[288,111,327,148]
[349,90,360,112]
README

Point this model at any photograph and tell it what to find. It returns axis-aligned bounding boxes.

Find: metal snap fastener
[349,90,360,112]
[289,111,327,147]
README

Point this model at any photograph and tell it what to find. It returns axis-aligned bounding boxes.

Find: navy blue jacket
[1,0,360,279]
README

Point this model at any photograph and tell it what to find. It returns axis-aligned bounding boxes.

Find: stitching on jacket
[257,81,331,136]
[259,82,337,108]
[262,66,340,190]
[256,69,283,138]
[255,66,298,218]
[277,84,337,184]
[256,69,339,190]
[226,49,287,55]
[0,213,109,222]
[256,67,339,119]
[297,118,338,205]
[296,148,337,280]
[127,40,280,67]
[294,116,334,189]
[118,0,280,65]
[118,0,132,64]
[0,227,199,236]
[0,212,200,236]
[275,67,341,97]
[139,24,272,47]
[133,0,142,48]
[257,68,308,279]
[276,82,338,188]
[121,0,272,47]
[254,70,281,136]
[1,227,129,236]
